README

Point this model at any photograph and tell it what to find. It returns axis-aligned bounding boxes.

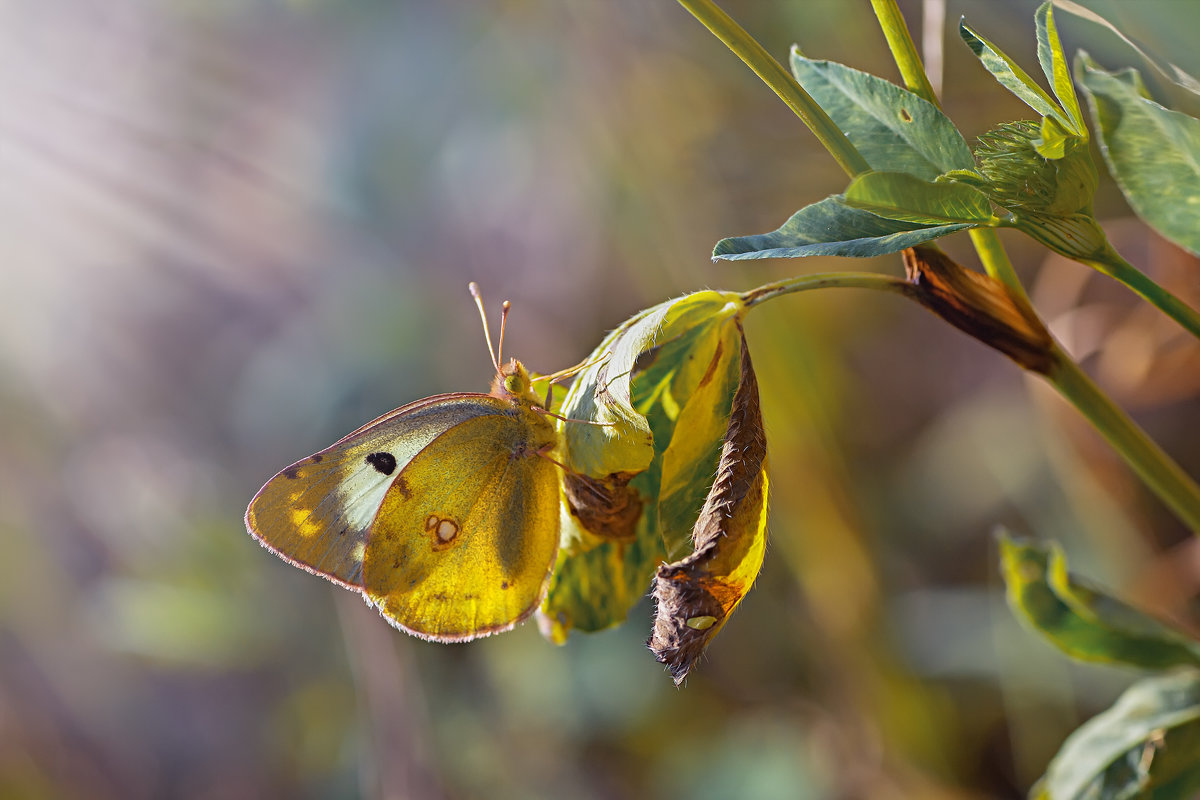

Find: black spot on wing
[282,465,302,479]
[311,454,323,463]
[366,452,397,475]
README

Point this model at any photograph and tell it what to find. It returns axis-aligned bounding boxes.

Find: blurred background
[2,0,1198,797]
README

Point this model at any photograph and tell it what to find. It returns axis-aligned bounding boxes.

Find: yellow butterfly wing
[245,391,560,641]
[363,409,560,640]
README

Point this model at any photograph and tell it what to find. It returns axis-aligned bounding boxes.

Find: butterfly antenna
[497,300,512,366]
[468,282,501,373]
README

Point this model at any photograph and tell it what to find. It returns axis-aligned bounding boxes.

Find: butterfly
[245,284,568,641]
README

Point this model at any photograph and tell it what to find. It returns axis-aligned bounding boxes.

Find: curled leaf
[901,246,1056,374]
[655,316,743,559]
[559,291,742,478]
[649,330,769,684]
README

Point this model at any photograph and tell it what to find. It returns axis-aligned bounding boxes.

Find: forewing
[362,412,560,641]
[245,394,503,588]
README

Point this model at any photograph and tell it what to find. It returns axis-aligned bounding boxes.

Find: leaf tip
[712,237,742,258]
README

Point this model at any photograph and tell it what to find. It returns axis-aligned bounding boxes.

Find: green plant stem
[676,0,871,177]
[869,0,938,105]
[1045,347,1200,532]
[1082,245,1200,339]
[741,271,909,308]
[866,0,1032,303]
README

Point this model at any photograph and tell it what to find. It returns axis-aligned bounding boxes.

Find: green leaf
[714,195,976,260]
[1038,669,1200,800]
[1077,53,1200,256]
[999,535,1200,669]
[1035,2,1086,134]
[844,171,995,225]
[1052,0,1200,104]
[541,292,748,640]
[650,330,769,684]
[1106,66,1154,100]
[960,17,1073,132]
[789,54,975,180]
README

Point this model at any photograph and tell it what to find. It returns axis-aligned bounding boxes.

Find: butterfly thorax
[490,359,557,457]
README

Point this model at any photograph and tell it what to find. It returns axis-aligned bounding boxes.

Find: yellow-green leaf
[999,534,1200,669]
[537,497,666,642]
[1035,2,1086,135]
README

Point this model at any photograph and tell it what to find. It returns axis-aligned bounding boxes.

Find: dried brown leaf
[648,329,769,684]
[561,471,643,542]
[902,245,1055,373]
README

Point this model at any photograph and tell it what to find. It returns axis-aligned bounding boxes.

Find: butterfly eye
[504,373,524,395]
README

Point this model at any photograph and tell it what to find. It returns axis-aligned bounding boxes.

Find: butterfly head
[491,358,544,408]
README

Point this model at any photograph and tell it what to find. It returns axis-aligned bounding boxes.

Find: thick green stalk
[1044,347,1200,532]
[1082,245,1200,340]
[869,0,938,105]
[676,0,871,177]
[968,228,1034,307]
